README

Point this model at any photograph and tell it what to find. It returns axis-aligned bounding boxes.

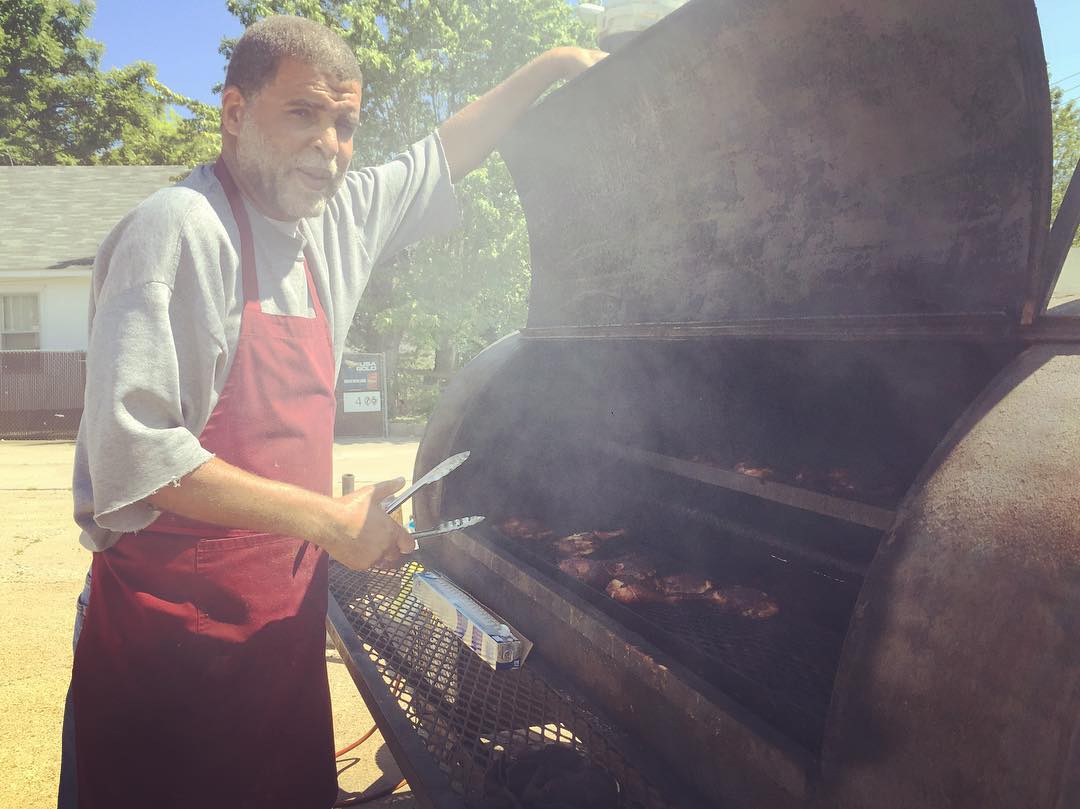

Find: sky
[87,0,1080,107]
[88,0,243,105]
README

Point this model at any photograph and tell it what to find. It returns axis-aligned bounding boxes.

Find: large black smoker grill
[328,1,1080,806]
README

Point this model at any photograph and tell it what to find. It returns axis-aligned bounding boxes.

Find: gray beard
[234,115,346,220]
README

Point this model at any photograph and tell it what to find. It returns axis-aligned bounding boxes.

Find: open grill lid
[500,0,1052,330]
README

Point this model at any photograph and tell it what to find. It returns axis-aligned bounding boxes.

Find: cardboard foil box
[411,570,532,670]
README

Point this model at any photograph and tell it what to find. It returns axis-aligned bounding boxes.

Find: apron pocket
[194,531,287,554]
[194,533,317,640]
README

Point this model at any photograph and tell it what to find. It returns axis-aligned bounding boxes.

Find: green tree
[100,78,221,166]
[226,0,592,416]
[1051,84,1080,248]
[0,0,219,165]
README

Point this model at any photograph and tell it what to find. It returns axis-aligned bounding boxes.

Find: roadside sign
[336,352,388,437]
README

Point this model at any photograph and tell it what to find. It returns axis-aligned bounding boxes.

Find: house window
[0,293,41,350]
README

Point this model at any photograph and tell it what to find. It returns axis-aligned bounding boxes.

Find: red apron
[72,159,339,809]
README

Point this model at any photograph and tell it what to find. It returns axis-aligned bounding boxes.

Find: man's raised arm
[438,46,606,182]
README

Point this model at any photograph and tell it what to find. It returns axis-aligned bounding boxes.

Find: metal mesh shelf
[328,560,688,809]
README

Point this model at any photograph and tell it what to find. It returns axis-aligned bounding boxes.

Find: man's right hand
[320,477,416,570]
[146,458,415,570]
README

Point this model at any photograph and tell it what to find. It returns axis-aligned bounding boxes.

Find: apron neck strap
[213,157,260,305]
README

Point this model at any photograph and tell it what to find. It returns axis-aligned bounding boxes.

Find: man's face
[227,57,361,220]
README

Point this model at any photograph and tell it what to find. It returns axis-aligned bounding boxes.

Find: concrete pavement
[0,438,421,809]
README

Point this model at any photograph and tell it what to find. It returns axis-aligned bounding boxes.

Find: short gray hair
[225,15,363,98]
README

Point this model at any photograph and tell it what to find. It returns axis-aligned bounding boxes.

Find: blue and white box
[410,570,531,670]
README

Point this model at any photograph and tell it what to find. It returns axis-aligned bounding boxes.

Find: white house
[1,165,185,351]
[0,166,183,437]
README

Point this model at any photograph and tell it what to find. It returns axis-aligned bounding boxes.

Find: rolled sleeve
[80,282,214,535]
[342,131,461,265]
[74,190,232,550]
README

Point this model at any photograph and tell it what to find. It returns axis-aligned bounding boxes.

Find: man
[63,15,603,809]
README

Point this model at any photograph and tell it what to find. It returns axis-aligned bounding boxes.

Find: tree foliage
[225,1,592,415]
[1051,84,1080,248]
[0,0,219,165]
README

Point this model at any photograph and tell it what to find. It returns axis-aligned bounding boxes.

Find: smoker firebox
[342,0,1080,807]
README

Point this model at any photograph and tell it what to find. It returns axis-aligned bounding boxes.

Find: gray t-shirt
[73,133,459,552]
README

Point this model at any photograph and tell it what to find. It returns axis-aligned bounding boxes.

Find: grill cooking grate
[488,527,850,750]
[328,560,684,809]
[631,599,841,745]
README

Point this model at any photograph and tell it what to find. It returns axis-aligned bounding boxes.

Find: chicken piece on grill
[656,573,712,596]
[557,557,612,587]
[553,529,628,558]
[499,517,554,541]
[606,577,715,606]
[560,551,655,587]
[554,533,602,557]
[734,461,776,481]
[605,576,779,619]
[605,578,665,605]
[606,553,657,581]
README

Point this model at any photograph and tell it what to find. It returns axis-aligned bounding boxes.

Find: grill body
[413,1,1080,806]
[415,337,1080,807]
[824,343,1080,809]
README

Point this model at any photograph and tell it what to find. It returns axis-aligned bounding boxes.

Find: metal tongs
[382,451,484,551]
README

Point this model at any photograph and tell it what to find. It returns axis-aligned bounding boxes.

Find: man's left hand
[547,47,608,82]
[438,45,608,182]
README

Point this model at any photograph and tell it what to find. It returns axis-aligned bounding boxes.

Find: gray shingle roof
[0,165,190,274]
